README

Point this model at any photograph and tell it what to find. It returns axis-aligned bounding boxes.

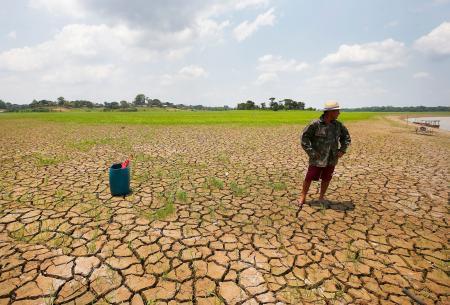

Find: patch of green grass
[155,169,164,179]
[0,110,387,126]
[346,242,363,263]
[43,285,56,305]
[229,181,245,196]
[207,206,217,221]
[69,137,114,152]
[319,201,327,214]
[54,189,65,202]
[271,181,287,191]
[216,153,230,163]
[139,198,176,222]
[161,270,169,280]
[207,177,224,190]
[176,190,188,202]
[134,171,150,183]
[332,282,345,302]
[153,201,175,220]
[9,226,28,242]
[48,233,72,254]
[33,153,64,167]
[134,153,154,163]
[169,169,182,180]
[87,242,97,254]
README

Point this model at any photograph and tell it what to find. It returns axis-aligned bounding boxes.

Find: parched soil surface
[0,117,448,305]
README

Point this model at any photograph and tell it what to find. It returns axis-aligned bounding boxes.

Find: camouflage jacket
[301,115,351,167]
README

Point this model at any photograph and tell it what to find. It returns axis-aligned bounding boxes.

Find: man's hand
[337,151,345,158]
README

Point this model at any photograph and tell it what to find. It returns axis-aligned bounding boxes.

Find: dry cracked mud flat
[0,117,448,305]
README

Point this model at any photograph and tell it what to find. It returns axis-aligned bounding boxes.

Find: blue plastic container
[109,163,131,196]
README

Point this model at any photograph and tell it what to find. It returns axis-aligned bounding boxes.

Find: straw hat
[323,100,341,111]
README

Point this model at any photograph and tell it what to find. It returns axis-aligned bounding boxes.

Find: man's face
[328,109,340,120]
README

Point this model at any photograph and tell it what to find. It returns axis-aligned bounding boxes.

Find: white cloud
[414,22,450,58]
[304,70,387,97]
[165,47,192,60]
[413,72,431,79]
[257,54,308,72]
[161,65,208,86]
[41,64,116,83]
[195,18,230,41]
[27,1,263,45]
[26,1,275,60]
[255,72,278,85]
[233,0,269,10]
[28,0,86,18]
[0,23,158,87]
[0,46,49,71]
[255,54,308,85]
[0,24,150,73]
[321,38,407,71]
[201,0,270,17]
[26,1,241,59]
[7,31,17,39]
[179,65,208,78]
[233,8,275,41]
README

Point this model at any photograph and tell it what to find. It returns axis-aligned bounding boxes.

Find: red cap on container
[121,159,130,168]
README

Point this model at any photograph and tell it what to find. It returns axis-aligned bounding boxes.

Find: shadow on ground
[309,200,355,211]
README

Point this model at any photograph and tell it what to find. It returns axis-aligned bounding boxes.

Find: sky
[0,0,449,108]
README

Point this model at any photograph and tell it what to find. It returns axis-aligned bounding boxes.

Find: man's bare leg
[319,179,331,201]
[298,179,312,205]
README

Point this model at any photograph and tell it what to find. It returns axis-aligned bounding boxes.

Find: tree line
[0,94,231,112]
[236,97,313,111]
[1,96,448,113]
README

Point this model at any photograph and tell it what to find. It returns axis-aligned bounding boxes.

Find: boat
[412,119,440,129]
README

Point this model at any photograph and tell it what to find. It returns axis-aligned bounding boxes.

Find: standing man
[298,100,351,205]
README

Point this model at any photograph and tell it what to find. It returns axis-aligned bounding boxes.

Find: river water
[407,116,450,131]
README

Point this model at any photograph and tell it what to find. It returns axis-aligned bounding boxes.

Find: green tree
[30,99,39,108]
[237,100,256,110]
[297,101,305,110]
[57,96,65,106]
[283,98,304,110]
[133,94,146,106]
[148,98,162,107]
[246,100,255,109]
[269,100,279,111]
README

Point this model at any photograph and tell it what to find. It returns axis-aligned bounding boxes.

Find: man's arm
[338,124,351,155]
[301,122,317,157]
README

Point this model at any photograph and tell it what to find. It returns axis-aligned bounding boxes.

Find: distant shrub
[31,108,51,112]
[103,108,138,112]
[119,108,138,112]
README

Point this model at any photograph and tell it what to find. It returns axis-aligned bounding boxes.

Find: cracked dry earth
[0,117,449,305]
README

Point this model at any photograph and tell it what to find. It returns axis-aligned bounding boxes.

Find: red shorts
[305,165,335,182]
